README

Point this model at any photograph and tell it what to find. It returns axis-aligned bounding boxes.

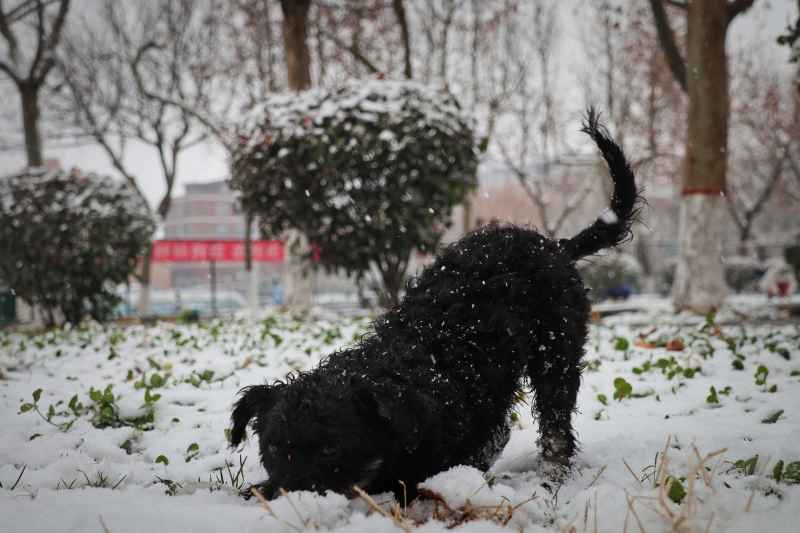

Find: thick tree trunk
[20,83,43,167]
[392,0,413,79]
[279,0,314,308]
[671,0,729,313]
[280,0,312,91]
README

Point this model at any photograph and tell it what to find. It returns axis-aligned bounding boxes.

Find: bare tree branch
[648,0,688,92]
[392,0,412,79]
[318,27,381,74]
[727,0,756,24]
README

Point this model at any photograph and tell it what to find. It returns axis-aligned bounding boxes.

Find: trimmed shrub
[579,252,642,301]
[0,167,154,326]
[231,80,478,305]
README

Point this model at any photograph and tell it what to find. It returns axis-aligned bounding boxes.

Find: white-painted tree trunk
[284,229,313,308]
[137,284,151,316]
[248,261,260,316]
[671,194,728,313]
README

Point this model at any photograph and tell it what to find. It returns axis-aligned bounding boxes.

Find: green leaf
[773,460,784,482]
[19,403,33,413]
[150,373,165,388]
[186,442,199,453]
[613,377,633,401]
[735,455,759,476]
[613,337,629,351]
[155,455,169,466]
[761,409,784,424]
[784,462,800,484]
[597,394,608,406]
[732,360,744,371]
[667,477,686,504]
[32,388,42,403]
[706,386,719,404]
[754,365,769,385]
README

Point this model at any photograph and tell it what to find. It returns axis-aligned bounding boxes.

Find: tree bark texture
[280,0,314,307]
[20,83,43,167]
[280,0,312,91]
[672,0,730,312]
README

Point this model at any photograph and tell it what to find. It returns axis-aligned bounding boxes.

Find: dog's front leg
[240,479,280,500]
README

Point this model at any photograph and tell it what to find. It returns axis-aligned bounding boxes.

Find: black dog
[231,109,640,501]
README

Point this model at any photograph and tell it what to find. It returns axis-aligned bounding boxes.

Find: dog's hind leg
[528,339,583,468]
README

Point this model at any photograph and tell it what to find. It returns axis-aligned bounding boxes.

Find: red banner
[151,240,285,263]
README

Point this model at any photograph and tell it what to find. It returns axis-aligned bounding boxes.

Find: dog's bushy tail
[230,385,275,448]
[561,108,641,261]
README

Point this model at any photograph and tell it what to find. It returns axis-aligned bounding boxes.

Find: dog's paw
[541,459,570,483]
[241,480,278,500]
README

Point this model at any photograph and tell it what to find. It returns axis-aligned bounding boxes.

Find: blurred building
[162,180,284,300]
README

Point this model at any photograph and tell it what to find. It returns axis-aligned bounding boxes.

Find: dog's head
[253,376,428,494]
[255,382,404,493]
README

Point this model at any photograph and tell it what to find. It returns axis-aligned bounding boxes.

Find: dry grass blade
[278,488,310,529]
[623,459,641,485]
[655,435,672,488]
[251,487,302,533]
[9,464,26,491]
[587,465,607,488]
[656,444,675,522]
[626,492,647,533]
[593,490,598,533]
[98,515,111,533]
[398,479,407,511]
[583,498,589,531]
[352,485,411,533]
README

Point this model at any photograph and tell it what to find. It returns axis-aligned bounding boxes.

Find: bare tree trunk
[392,0,413,79]
[20,83,43,167]
[280,0,312,90]
[279,0,314,308]
[671,0,730,313]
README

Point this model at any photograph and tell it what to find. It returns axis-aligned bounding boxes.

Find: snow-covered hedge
[578,252,643,301]
[0,167,154,325]
[231,80,478,305]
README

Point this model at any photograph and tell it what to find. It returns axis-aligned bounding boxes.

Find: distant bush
[232,80,478,306]
[578,252,642,301]
[0,168,154,326]
[723,256,767,293]
[785,238,800,284]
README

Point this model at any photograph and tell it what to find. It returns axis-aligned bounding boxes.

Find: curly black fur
[231,109,641,501]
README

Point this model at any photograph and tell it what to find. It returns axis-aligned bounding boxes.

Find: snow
[1,302,799,532]
[238,79,471,153]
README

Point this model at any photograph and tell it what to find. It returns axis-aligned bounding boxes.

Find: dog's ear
[353,385,393,423]
[353,383,435,445]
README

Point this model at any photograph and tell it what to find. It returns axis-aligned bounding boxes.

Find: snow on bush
[231,80,478,305]
[0,167,154,325]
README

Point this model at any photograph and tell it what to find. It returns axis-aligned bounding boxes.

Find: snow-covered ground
[1,300,798,532]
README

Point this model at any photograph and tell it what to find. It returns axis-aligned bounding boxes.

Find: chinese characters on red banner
[150,240,285,263]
